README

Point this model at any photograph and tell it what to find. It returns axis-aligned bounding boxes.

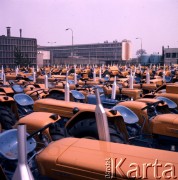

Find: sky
[1,0,178,57]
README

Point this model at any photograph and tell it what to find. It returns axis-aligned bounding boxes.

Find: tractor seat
[14,93,34,106]
[134,77,141,84]
[71,90,85,100]
[93,85,104,94]
[155,96,177,109]
[12,84,24,93]
[27,75,33,81]
[0,129,36,160]
[112,105,139,124]
[165,76,172,83]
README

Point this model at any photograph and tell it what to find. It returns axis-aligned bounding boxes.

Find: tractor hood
[36,137,178,180]
[34,99,122,118]
[152,114,178,138]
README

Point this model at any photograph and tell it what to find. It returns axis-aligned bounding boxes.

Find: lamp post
[66,28,74,58]
[47,42,56,66]
[47,41,56,46]
[136,37,142,62]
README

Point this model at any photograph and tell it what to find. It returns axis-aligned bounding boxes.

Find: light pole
[47,41,56,46]
[136,37,142,62]
[47,42,56,66]
[66,28,74,58]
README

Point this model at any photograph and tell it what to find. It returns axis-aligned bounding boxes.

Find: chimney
[20,29,22,38]
[6,27,11,37]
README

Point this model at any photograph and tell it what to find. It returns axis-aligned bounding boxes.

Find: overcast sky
[1,0,178,57]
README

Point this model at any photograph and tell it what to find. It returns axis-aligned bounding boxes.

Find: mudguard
[17,112,60,141]
[0,95,14,103]
[0,87,14,96]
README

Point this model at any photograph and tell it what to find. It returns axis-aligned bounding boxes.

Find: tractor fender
[0,87,14,94]
[0,95,14,103]
[17,112,61,142]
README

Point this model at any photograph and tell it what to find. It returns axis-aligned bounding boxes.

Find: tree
[14,46,31,66]
[136,49,147,57]
[14,46,23,66]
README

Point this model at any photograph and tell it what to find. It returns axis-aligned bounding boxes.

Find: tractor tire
[0,106,17,130]
[67,118,125,143]
[47,92,64,100]
[49,121,68,141]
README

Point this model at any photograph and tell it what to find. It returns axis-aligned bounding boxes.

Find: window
[172,53,176,58]
[166,53,171,58]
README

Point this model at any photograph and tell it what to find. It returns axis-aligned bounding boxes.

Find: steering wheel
[141,100,164,120]
[141,100,164,111]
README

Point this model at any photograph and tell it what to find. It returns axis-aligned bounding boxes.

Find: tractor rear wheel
[0,106,17,130]
[47,92,64,100]
[67,118,125,143]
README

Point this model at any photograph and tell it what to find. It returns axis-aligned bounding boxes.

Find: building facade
[163,47,178,65]
[0,27,37,68]
[38,40,132,65]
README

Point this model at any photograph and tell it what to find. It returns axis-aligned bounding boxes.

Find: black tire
[67,118,125,143]
[0,106,17,130]
[47,92,64,100]
[49,119,68,141]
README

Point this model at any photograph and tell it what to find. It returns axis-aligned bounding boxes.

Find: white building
[37,50,50,67]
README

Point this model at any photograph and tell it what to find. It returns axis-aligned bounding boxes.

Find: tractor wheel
[49,121,68,141]
[67,118,125,143]
[0,106,17,130]
[47,92,64,100]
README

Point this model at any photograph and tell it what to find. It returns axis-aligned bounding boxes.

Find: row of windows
[53,51,121,57]
[0,45,36,52]
[53,47,121,53]
[40,43,122,53]
[165,53,178,58]
[0,58,36,64]
[0,38,36,46]
[0,52,37,58]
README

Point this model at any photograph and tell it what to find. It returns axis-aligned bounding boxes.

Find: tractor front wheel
[0,106,17,130]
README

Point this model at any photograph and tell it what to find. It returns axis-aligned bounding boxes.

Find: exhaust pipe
[44,74,48,89]
[12,124,34,180]
[65,71,70,101]
[95,88,110,142]
[111,76,117,99]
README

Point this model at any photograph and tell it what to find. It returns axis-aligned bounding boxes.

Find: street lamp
[136,37,143,61]
[47,41,56,46]
[66,28,74,58]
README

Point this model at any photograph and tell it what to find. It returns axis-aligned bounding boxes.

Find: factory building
[37,39,132,66]
[0,27,37,68]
